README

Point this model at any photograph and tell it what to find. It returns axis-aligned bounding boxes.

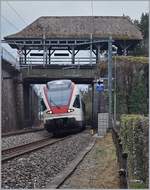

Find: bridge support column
[23,83,40,128]
[15,76,24,128]
[23,83,32,127]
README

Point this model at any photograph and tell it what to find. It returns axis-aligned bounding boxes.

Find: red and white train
[40,80,86,134]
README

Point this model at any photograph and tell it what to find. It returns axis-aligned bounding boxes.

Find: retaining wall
[2,69,21,133]
[2,60,39,133]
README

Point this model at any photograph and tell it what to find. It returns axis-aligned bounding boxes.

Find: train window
[48,88,72,106]
[47,80,72,90]
[73,95,80,108]
[40,99,47,111]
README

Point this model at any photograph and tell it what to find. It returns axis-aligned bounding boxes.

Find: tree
[134,12,149,56]
[140,13,149,39]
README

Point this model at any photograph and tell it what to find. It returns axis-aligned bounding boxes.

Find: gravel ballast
[2,131,92,189]
[2,130,50,150]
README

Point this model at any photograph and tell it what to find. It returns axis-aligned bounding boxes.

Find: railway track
[2,129,92,189]
[2,127,45,138]
[46,138,96,189]
[2,135,71,163]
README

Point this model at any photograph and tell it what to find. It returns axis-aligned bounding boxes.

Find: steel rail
[2,136,70,163]
[2,128,45,138]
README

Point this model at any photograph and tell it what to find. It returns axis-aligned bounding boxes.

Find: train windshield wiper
[49,98,61,109]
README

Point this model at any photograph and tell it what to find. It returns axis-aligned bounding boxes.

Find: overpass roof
[5,16,142,40]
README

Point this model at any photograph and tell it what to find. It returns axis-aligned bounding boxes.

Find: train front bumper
[44,117,83,132]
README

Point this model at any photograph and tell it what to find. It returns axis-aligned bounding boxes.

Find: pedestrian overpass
[3,16,142,129]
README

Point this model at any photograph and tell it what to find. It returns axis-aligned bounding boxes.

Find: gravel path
[61,132,120,189]
[2,130,51,150]
[2,131,92,189]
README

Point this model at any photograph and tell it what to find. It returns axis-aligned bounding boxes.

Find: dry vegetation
[62,133,120,189]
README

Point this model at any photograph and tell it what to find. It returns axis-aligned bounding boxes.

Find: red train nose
[51,106,68,114]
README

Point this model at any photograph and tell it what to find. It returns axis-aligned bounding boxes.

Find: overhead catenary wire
[91,0,94,33]
[2,15,19,31]
[91,0,93,18]
[6,1,28,25]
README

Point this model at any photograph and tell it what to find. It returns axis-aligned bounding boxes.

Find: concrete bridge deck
[21,64,97,84]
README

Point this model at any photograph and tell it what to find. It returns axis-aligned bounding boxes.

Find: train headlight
[67,109,74,113]
[46,110,53,114]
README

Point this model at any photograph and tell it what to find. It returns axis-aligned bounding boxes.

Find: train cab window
[73,95,80,108]
[40,99,47,111]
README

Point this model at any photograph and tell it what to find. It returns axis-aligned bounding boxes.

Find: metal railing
[1,47,20,70]
[20,56,96,67]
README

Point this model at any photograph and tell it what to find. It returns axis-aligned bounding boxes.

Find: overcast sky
[1,0,149,53]
[1,0,149,37]
[1,0,149,89]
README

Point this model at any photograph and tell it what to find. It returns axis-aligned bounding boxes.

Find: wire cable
[91,0,94,32]
[91,0,93,17]
[2,15,19,31]
[6,1,28,25]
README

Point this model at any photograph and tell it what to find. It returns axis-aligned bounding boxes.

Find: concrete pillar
[2,69,25,132]
[15,74,24,128]
[23,83,31,127]
[98,92,107,113]
[30,86,40,126]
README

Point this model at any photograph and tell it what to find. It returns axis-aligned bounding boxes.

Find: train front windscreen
[47,88,72,106]
[47,80,72,106]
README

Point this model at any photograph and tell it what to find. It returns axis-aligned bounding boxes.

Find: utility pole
[90,33,93,66]
[108,36,112,128]
[114,52,117,128]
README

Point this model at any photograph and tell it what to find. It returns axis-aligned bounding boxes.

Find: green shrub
[120,114,148,188]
